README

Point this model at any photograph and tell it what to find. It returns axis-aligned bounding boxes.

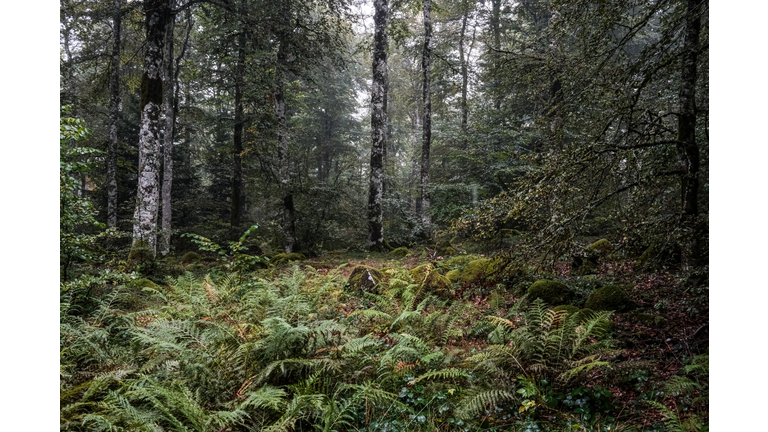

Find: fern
[409,368,469,385]
[456,389,517,417]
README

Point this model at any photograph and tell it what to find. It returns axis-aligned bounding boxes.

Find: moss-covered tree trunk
[677,0,704,269]
[107,0,121,230]
[367,0,388,251]
[160,7,176,256]
[132,0,169,257]
[419,0,433,232]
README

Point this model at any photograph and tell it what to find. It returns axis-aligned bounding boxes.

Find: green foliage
[389,247,410,258]
[181,226,268,272]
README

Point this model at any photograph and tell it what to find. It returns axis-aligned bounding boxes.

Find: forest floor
[60,240,708,432]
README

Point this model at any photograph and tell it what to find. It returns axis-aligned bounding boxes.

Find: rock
[410,264,451,295]
[389,247,410,258]
[348,265,384,293]
[584,285,637,312]
[272,253,307,264]
[586,239,613,254]
[553,304,580,316]
[129,278,158,289]
[526,279,575,305]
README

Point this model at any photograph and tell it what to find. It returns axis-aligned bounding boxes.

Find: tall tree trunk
[677,0,704,268]
[107,0,121,230]
[419,0,433,232]
[368,0,388,251]
[276,0,296,252]
[458,2,472,152]
[132,0,169,257]
[160,3,176,256]
[231,24,247,227]
[490,0,501,110]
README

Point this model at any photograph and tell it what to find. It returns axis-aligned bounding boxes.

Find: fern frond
[456,389,517,417]
[665,375,701,396]
[647,401,686,432]
[409,368,469,385]
[239,385,288,411]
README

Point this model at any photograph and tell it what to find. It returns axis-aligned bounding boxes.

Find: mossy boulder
[181,251,202,264]
[444,254,479,268]
[273,252,307,264]
[389,247,410,258]
[444,257,498,284]
[348,265,384,293]
[586,239,613,254]
[440,246,456,256]
[584,285,637,312]
[129,278,158,289]
[410,264,452,295]
[527,279,575,305]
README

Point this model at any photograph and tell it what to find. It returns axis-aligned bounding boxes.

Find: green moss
[181,251,202,264]
[128,240,153,263]
[440,246,456,256]
[462,258,493,281]
[584,285,637,312]
[421,272,452,295]
[129,278,158,289]
[587,239,613,253]
[553,305,580,316]
[445,269,461,283]
[578,259,598,276]
[389,247,410,258]
[348,265,384,293]
[273,252,307,264]
[444,255,479,267]
[449,236,462,245]
[527,279,575,305]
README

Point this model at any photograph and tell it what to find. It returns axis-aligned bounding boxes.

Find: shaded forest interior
[60,0,709,430]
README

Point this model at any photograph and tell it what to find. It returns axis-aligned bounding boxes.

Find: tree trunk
[160,5,176,256]
[231,23,247,227]
[367,0,388,251]
[132,0,169,257]
[459,3,471,152]
[276,0,296,252]
[419,0,433,232]
[490,0,501,110]
[677,0,704,268]
[107,0,121,230]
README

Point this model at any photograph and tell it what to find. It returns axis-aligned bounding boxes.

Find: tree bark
[160,2,176,256]
[231,18,247,227]
[107,0,121,230]
[677,0,704,268]
[367,0,388,250]
[458,2,471,152]
[490,0,501,110]
[419,0,433,232]
[133,0,169,257]
[276,0,296,253]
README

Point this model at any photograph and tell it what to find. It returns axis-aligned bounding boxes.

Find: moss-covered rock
[272,252,307,264]
[527,279,575,305]
[129,278,158,289]
[389,247,410,258]
[584,285,637,312]
[181,251,202,264]
[444,254,479,267]
[410,264,451,295]
[445,269,462,283]
[440,246,456,256]
[586,239,613,253]
[348,265,384,293]
[443,257,498,284]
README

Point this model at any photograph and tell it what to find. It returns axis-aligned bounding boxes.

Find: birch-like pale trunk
[159,4,176,256]
[367,0,388,250]
[107,0,121,230]
[677,0,704,268]
[419,0,433,231]
[276,0,296,252]
[132,0,169,257]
